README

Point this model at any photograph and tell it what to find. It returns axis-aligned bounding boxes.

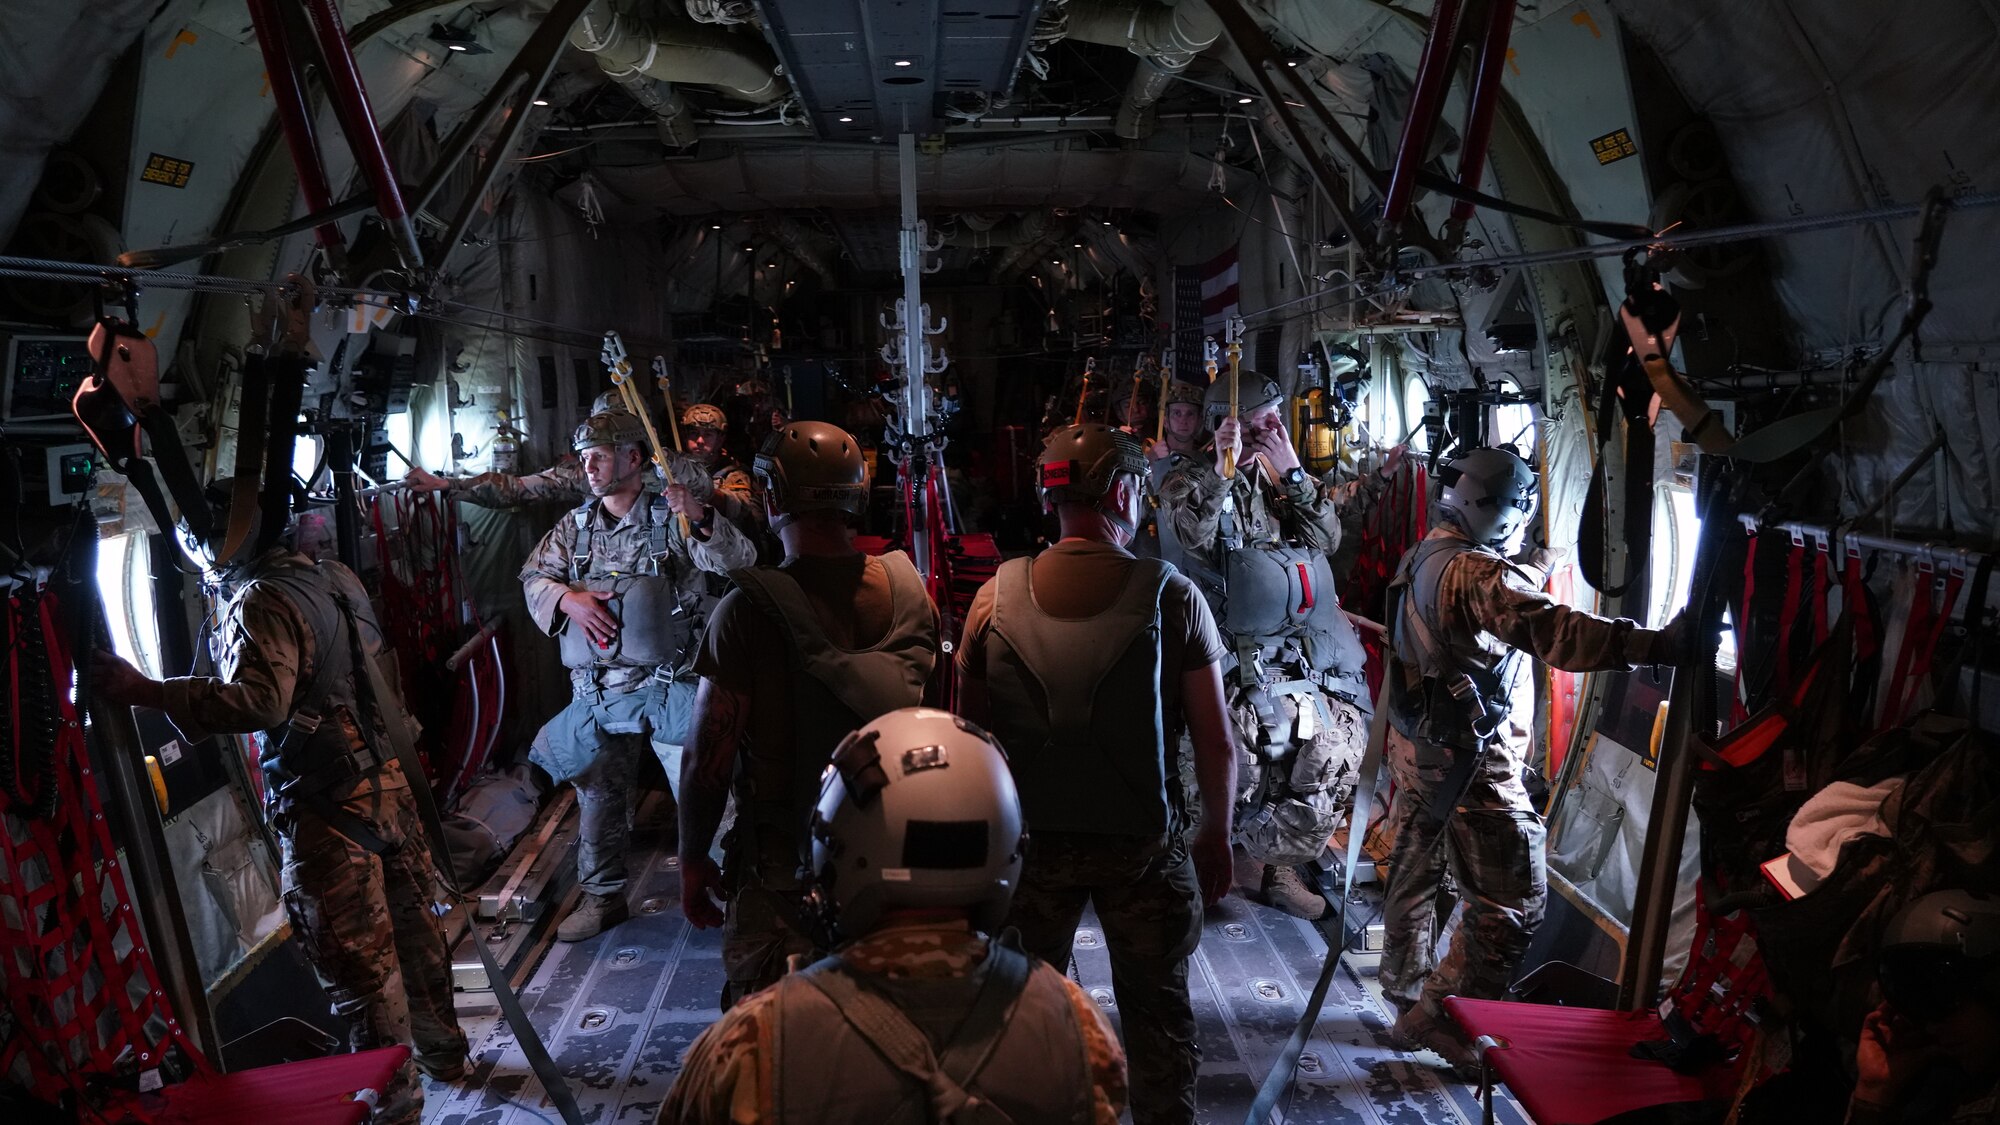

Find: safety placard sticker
[140,153,195,188]
[1589,129,1637,166]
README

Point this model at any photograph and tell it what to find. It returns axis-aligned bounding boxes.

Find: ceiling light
[428,23,490,55]
[838,115,854,123]
[893,59,914,67]
[532,97,550,106]
[766,261,777,268]
[711,223,723,230]
[1287,60,1300,67]
[1237,96,1255,104]
[1072,241,1083,247]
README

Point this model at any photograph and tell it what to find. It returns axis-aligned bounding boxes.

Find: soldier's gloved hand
[404,467,450,493]
[1193,825,1234,907]
[1647,610,1689,666]
[1516,543,1567,575]
[680,852,727,929]
[559,589,620,648]
[91,649,162,709]
[1145,437,1172,462]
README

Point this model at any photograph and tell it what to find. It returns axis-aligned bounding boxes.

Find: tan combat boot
[557,891,631,942]
[1259,864,1330,920]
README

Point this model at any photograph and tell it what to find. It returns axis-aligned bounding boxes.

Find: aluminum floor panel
[425,821,1528,1125]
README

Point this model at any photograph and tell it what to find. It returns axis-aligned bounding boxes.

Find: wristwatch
[1281,466,1308,490]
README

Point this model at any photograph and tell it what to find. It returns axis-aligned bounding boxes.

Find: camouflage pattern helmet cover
[681,403,728,431]
[572,411,648,452]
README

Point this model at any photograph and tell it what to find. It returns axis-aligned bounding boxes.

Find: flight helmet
[1876,889,2000,1021]
[808,707,1026,941]
[1434,446,1538,548]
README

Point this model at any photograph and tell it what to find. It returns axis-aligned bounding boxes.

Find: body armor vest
[244,562,388,801]
[1387,533,1524,748]
[982,555,1174,836]
[770,943,1094,1124]
[558,491,696,671]
[729,551,936,844]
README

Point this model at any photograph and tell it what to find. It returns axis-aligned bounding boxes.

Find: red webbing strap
[0,591,206,1113]
[1881,562,1964,731]
[1774,538,1806,698]
[1731,531,1760,725]
[1811,538,1832,644]
[1844,547,1879,664]
[1668,886,1771,1067]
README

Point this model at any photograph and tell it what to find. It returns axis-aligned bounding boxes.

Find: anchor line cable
[1232,189,2000,323]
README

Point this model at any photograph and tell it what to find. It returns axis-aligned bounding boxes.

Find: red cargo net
[1,588,205,1109]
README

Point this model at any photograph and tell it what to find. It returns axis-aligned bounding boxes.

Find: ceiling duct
[1063,0,1222,140]
[993,216,1075,279]
[570,0,788,112]
[763,218,838,283]
[945,210,1052,248]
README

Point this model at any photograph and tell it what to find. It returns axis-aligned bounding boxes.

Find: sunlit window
[96,530,165,679]
[292,434,322,492]
[1492,378,1536,452]
[384,412,414,467]
[1649,483,1737,670]
[1402,377,1431,452]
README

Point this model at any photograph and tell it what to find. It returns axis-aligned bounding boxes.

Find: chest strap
[798,939,1033,1125]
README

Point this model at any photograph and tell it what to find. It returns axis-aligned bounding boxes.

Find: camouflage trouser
[1006,831,1202,1125]
[573,732,644,895]
[280,774,467,1125]
[1377,726,1547,1021]
[1232,680,1370,866]
[719,827,818,1010]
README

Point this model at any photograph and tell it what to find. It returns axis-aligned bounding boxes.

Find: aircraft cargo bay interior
[2,2,1998,1123]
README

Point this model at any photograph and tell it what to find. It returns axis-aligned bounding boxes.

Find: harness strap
[1731,530,1759,725]
[1775,537,1805,698]
[802,942,1032,1124]
[1811,536,1833,645]
[1844,546,1879,664]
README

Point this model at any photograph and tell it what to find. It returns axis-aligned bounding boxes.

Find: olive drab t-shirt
[694,552,929,757]
[956,538,1228,738]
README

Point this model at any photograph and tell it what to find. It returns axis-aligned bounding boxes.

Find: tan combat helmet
[590,390,629,416]
[755,420,869,528]
[572,411,648,451]
[1037,422,1147,510]
[681,402,728,432]
[1164,379,1204,407]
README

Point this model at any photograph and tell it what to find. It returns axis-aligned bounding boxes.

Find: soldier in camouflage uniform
[409,393,757,788]
[1156,369,1372,920]
[404,392,759,532]
[958,424,1236,1125]
[522,412,758,941]
[1380,447,1682,1073]
[94,538,466,1125]
[661,709,1128,1125]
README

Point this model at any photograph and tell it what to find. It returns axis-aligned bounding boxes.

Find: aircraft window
[1647,483,1737,669]
[1492,380,1536,451]
[292,434,322,491]
[97,529,166,679]
[385,411,414,468]
[1401,376,1430,451]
